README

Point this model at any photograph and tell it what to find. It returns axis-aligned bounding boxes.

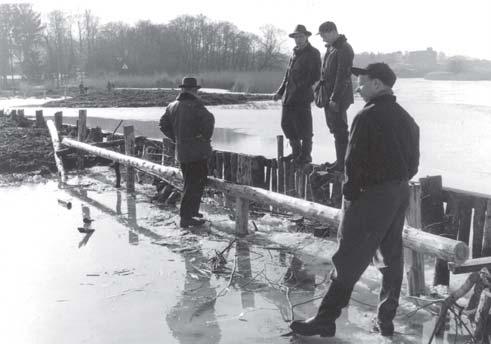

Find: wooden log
[54,111,63,132]
[46,120,66,182]
[124,126,136,192]
[61,138,469,262]
[482,200,491,257]
[215,151,224,179]
[277,135,285,194]
[35,110,45,128]
[236,197,249,236]
[420,176,448,286]
[473,198,487,258]
[404,182,426,296]
[77,109,87,169]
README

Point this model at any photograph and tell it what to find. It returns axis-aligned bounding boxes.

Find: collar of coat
[365,92,396,107]
[176,91,200,102]
[332,34,347,49]
[293,42,313,56]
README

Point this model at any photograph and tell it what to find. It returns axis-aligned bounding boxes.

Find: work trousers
[324,105,349,144]
[318,180,410,325]
[281,104,313,140]
[179,159,208,219]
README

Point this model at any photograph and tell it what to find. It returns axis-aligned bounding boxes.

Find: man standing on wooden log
[160,77,215,228]
[273,25,321,166]
[315,21,354,171]
[290,63,420,338]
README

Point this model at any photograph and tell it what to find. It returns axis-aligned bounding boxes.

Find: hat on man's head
[288,24,312,38]
[179,77,201,89]
[351,63,397,87]
[317,21,337,34]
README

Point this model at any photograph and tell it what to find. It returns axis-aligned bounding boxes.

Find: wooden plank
[473,198,487,258]
[448,257,491,274]
[124,125,136,192]
[277,135,285,194]
[235,197,249,236]
[482,200,491,257]
[404,182,426,296]
[54,111,63,132]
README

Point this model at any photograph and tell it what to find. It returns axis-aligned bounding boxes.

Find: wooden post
[46,120,66,183]
[265,160,271,190]
[35,110,45,128]
[474,289,491,342]
[0,109,4,116]
[54,111,63,132]
[331,173,343,208]
[472,198,487,258]
[298,171,306,199]
[482,200,491,257]
[124,125,136,193]
[271,159,278,193]
[114,162,121,188]
[251,156,266,188]
[420,176,448,286]
[18,109,24,117]
[230,153,238,183]
[237,155,252,185]
[286,161,296,196]
[223,152,234,209]
[235,197,249,236]
[77,109,87,169]
[277,135,285,194]
[457,196,473,245]
[404,182,426,296]
[215,151,223,179]
[306,172,313,201]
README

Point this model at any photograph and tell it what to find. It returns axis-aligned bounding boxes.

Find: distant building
[406,47,438,70]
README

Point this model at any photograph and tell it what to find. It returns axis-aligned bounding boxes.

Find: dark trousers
[281,105,313,140]
[324,106,348,144]
[180,160,208,219]
[318,180,409,325]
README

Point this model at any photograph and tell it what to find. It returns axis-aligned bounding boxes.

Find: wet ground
[0,168,476,343]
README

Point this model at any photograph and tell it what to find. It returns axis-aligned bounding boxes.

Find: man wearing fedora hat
[160,77,215,228]
[273,24,321,165]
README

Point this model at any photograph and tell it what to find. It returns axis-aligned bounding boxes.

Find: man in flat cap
[273,24,321,165]
[316,21,354,171]
[290,63,419,338]
[160,77,215,228]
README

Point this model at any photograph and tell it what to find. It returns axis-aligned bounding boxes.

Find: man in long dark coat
[273,24,321,165]
[160,77,215,228]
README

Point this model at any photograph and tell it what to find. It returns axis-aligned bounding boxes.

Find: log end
[454,242,470,265]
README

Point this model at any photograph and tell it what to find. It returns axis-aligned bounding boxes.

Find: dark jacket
[343,94,420,201]
[159,92,215,163]
[276,42,321,106]
[321,35,354,109]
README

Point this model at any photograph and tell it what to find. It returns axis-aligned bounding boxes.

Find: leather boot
[297,139,312,165]
[283,139,301,162]
[289,316,335,337]
[326,141,347,172]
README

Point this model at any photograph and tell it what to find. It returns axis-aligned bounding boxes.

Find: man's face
[293,33,308,47]
[320,30,336,44]
[357,75,377,102]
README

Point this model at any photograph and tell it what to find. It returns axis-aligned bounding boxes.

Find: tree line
[0,4,288,88]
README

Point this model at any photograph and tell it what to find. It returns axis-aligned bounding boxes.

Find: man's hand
[328,100,339,112]
[272,93,281,101]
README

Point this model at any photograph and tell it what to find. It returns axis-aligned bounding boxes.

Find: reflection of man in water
[166,249,221,344]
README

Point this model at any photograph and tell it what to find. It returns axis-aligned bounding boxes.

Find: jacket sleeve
[343,113,369,201]
[331,45,354,103]
[200,108,215,141]
[408,120,420,179]
[275,64,289,96]
[159,106,175,141]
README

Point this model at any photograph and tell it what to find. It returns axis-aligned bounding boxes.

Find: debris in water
[57,198,72,209]
[77,227,95,234]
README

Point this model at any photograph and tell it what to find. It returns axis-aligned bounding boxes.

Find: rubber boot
[283,139,301,162]
[297,139,312,165]
[326,141,347,172]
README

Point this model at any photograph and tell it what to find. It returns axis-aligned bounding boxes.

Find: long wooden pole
[61,138,469,264]
[46,120,66,183]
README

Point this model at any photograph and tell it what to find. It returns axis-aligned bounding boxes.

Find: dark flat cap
[351,63,397,87]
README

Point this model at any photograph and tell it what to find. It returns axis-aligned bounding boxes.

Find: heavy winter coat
[160,92,215,163]
[320,35,354,109]
[276,42,321,106]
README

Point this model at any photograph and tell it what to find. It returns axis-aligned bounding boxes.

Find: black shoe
[180,218,205,228]
[371,318,394,337]
[290,316,335,337]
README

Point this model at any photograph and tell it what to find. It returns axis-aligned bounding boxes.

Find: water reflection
[236,240,255,309]
[127,194,139,245]
[166,247,221,344]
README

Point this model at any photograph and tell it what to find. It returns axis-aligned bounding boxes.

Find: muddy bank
[42,89,272,108]
[0,115,55,174]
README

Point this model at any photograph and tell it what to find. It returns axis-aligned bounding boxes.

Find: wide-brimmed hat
[288,24,312,38]
[179,77,201,89]
[352,63,397,87]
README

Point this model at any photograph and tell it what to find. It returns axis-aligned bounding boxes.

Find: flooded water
[0,168,475,343]
[3,78,491,194]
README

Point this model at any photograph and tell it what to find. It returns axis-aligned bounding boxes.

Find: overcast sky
[14,0,491,60]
